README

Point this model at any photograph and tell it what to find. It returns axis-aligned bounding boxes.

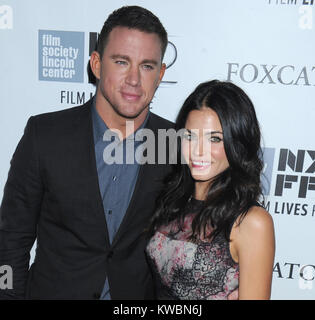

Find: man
[0,6,173,299]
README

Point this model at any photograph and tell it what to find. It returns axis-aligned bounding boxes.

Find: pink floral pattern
[146,213,239,300]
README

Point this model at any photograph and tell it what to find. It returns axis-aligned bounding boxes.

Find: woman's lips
[191,160,211,170]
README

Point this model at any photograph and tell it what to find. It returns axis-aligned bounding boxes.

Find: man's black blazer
[0,99,174,299]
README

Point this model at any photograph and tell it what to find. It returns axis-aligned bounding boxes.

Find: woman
[146,80,275,300]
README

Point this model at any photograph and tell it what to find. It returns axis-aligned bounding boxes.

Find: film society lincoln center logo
[38,30,84,83]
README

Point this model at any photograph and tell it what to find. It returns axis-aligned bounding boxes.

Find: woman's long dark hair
[148,80,264,242]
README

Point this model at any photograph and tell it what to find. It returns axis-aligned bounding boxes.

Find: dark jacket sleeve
[0,117,43,299]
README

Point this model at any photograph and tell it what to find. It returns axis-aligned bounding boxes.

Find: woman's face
[181,107,229,184]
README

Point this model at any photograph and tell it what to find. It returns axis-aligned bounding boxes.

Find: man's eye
[143,64,154,70]
[115,60,127,65]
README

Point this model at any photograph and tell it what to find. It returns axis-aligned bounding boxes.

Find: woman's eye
[183,133,191,140]
[183,132,198,141]
[183,133,192,141]
[210,136,222,143]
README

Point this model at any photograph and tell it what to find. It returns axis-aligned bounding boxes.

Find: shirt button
[108,210,112,215]
[93,292,101,299]
[112,176,117,181]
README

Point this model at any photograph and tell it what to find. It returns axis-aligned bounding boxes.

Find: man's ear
[158,63,166,83]
[90,51,101,80]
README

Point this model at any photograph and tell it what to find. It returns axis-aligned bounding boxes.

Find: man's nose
[125,66,140,86]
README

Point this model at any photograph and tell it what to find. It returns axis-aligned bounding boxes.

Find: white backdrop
[0,0,314,299]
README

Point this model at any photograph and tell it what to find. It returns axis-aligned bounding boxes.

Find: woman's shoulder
[230,204,275,263]
[242,204,273,231]
[232,204,274,245]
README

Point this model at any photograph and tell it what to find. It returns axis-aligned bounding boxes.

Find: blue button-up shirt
[91,98,149,299]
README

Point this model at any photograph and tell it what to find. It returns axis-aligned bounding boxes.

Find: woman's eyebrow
[205,131,223,135]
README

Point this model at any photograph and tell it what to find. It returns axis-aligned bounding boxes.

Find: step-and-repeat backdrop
[0,0,314,299]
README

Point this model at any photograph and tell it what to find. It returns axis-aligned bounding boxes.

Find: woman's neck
[194,181,211,200]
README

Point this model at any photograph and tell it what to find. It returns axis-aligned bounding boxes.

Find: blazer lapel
[110,113,161,247]
[73,100,111,247]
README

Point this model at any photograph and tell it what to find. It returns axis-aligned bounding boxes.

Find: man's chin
[116,106,149,120]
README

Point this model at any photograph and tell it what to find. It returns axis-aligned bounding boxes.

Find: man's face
[91,26,166,120]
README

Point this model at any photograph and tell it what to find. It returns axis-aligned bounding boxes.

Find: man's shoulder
[31,100,91,125]
[148,112,175,130]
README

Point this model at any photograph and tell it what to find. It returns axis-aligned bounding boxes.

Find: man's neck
[95,94,149,140]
